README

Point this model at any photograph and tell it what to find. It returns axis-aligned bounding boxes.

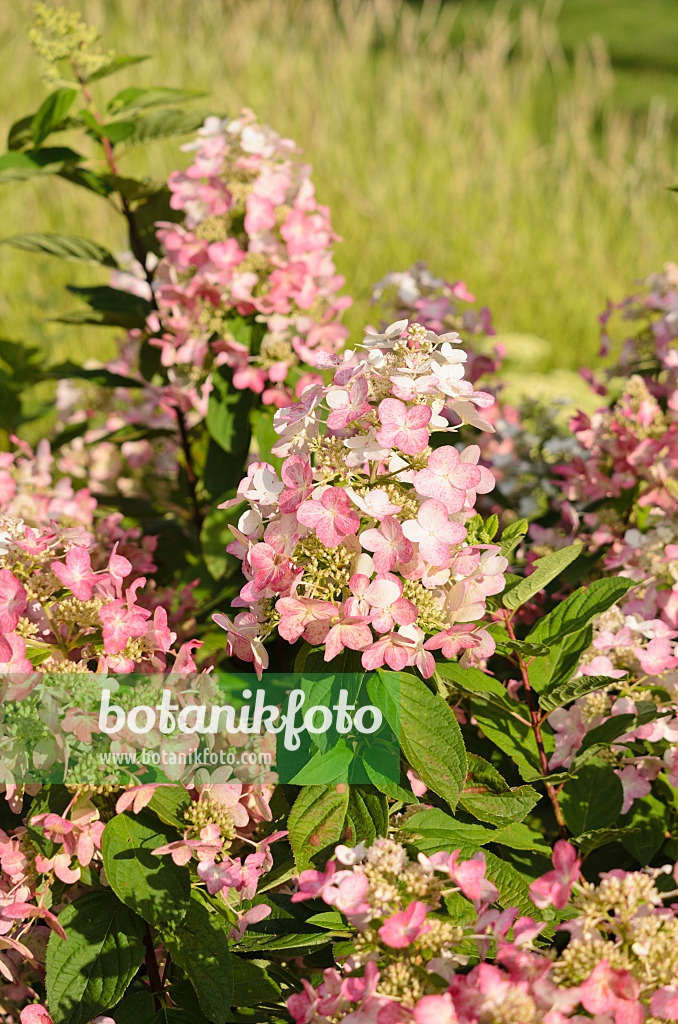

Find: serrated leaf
[288,784,350,871]
[43,361,143,389]
[125,108,212,148]
[288,740,355,785]
[467,699,548,782]
[379,670,466,811]
[435,662,514,709]
[527,577,636,647]
[620,793,669,864]
[85,55,150,82]
[0,146,83,182]
[502,544,583,610]
[45,889,145,1024]
[108,87,208,114]
[0,232,118,267]
[539,674,627,714]
[560,763,624,835]
[147,785,192,829]
[101,812,191,927]
[206,368,256,454]
[161,893,233,1024]
[460,753,541,826]
[231,955,280,1006]
[345,785,388,845]
[498,518,528,559]
[32,88,77,146]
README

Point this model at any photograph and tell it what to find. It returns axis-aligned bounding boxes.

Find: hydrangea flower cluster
[0,777,275,1011]
[371,263,575,520]
[131,109,351,412]
[214,321,508,676]
[287,837,678,1024]
[538,263,678,808]
[0,439,200,680]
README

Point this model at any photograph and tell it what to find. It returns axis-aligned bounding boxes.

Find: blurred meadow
[1,0,677,381]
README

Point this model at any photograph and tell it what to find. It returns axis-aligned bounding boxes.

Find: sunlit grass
[0,0,677,371]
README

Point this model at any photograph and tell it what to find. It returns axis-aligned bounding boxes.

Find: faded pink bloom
[20,1007,53,1024]
[361,632,414,671]
[323,617,373,662]
[326,377,371,430]
[402,499,467,565]
[0,569,27,632]
[323,871,370,919]
[414,994,458,1024]
[651,985,678,1020]
[365,574,417,633]
[51,547,100,600]
[360,517,413,573]
[529,840,581,910]
[279,455,314,513]
[579,961,642,1024]
[376,398,432,455]
[413,445,482,513]
[291,862,337,903]
[378,901,431,948]
[297,488,360,548]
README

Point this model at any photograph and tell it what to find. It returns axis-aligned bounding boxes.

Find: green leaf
[538,625,594,692]
[101,812,191,927]
[85,55,150,82]
[206,369,256,453]
[483,849,538,916]
[0,146,83,183]
[575,825,647,855]
[108,87,208,114]
[502,543,583,611]
[460,753,541,826]
[527,578,636,647]
[45,889,145,1024]
[572,714,638,765]
[287,784,350,871]
[620,793,669,864]
[288,740,355,785]
[539,674,628,715]
[401,807,503,851]
[344,785,388,845]
[44,361,143,389]
[161,893,233,1024]
[435,662,514,709]
[467,699,546,782]
[32,88,77,146]
[0,232,118,267]
[362,747,414,803]
[379,670,466,811]
[231,955,280,1006]
[147,785,192,830]
[125,109,213,148]
[498,518,528,560]
[65,284,151,319]
[402,807,549,855]
[559,763,624,836]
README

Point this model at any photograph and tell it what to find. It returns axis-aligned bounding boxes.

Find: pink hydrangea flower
[378,901,431,948]
[297,488,360,548]
[51,547,100,600]
[376,398,432,455]
[402,499,467,565]
[0,569,27,633]
[413,445,482,512]
[529,840,581,910]
[360,517,413,573]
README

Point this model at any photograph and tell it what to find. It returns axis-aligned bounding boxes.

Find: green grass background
[1,0,677,384]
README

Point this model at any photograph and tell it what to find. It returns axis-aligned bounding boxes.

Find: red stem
[505,611,568,836]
